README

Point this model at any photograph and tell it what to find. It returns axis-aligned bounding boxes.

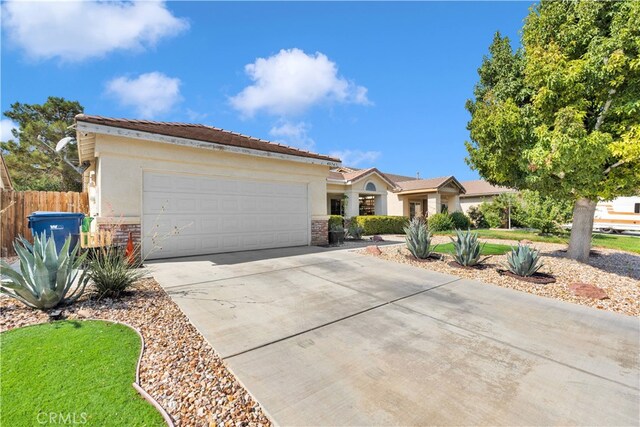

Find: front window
[365,182,377,192]
[635,203,640,214]
[359,196,376,216]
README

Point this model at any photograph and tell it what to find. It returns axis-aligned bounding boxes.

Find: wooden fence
[0,190,89,257]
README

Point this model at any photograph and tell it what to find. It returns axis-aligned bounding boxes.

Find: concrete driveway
[149,246,639,426]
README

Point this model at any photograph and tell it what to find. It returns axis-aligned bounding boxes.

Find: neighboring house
[326,166,511,218]
[74,115,339,259]
[0,153,13,190]
[457,180,515,214]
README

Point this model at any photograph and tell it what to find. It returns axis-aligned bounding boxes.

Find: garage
[142,171,309,259]
[75,114,338,258]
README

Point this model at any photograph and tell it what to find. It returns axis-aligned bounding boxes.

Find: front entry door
[409,202,422,219]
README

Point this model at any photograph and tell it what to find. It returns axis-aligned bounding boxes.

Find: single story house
[75,115,340,259]
[75,115,509,259]
[326,167,512,218]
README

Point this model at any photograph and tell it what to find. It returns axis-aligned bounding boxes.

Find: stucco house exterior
[326,166,511,218]
[75,115,339,259]
[75,115,510,259]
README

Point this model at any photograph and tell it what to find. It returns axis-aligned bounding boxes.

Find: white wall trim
[77,121,340,167]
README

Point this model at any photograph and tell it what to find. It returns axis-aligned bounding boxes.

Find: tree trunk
[567,198,597,262]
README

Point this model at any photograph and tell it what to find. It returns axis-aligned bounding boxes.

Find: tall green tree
[1,97,84,191]
[465,1,640,262]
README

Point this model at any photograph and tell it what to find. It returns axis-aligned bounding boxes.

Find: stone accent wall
[311,219,329,246]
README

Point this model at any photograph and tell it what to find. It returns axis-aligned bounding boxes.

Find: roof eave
[75,119,340,167]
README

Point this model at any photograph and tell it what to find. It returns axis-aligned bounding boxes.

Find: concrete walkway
[149,246,639,426]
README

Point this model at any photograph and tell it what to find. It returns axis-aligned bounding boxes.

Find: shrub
[404,217,438,259]
[450,229,485,266]
[352,216,409,235]
[450,211,471,229]
[428,213,454,232]
[505,244,543,277]
[88,246,145,298]
[328,215,344,230]
[515,190,573,234]
[467,206,488,228]
[0,233,89,309]
[346,221,365,240]
[479,193,523,228]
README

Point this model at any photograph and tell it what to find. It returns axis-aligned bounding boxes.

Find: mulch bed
[497,269,557,284]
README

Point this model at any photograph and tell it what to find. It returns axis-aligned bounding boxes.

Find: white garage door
[142,171,309,259]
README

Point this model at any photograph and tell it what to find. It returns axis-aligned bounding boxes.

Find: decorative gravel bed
[359,236,640,317]
[0,278,271,427]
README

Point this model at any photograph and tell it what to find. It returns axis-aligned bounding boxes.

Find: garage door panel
[143,173,309,259]
[144,173,173,191]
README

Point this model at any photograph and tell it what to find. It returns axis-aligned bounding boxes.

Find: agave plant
[88,245,145,298]
[347,221,365,240]
[450,229,485,267]
[505,244,543,277]
[0,233,89,309]
[404,217,438,259]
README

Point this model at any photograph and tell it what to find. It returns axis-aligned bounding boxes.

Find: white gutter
[76,121,341,167]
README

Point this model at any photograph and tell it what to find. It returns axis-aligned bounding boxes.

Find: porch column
[375,194,387,215]
[448,195,461,212]
[345,190,360,218]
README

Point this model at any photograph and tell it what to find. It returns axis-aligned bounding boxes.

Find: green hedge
[352,216,409,235]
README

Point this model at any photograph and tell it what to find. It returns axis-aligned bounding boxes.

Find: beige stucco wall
[92,134,330,223]
[460,195,496,214]
[388,192,442,217]
[327,174,393,216]
[386,191,404,216]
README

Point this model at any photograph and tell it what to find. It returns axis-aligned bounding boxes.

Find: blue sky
[1,1,532,180]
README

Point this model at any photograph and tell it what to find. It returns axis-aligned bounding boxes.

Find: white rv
[593,196,640,233]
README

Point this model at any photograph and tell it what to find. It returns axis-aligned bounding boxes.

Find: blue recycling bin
[27,212,85,253]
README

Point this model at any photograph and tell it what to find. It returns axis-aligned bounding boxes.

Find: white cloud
[330,149,381,167]
[106,72,182,118]
[0,119,19,142]
[269,121,315,151]
[1,1,188,62]
[230,48,370,117]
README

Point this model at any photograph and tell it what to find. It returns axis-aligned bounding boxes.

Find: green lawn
[437,229,640,254]
[434,242,512,255]
[0,320,166,427]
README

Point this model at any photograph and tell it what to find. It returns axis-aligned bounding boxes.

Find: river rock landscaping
[359,236,640,317]
[0,278,271,427]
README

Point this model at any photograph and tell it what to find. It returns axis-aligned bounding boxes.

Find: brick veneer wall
[311,219,329,246]
[98,223,142,263]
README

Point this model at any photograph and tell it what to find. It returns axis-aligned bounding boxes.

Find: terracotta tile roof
[75,114,340,163]
[460,180,515,197]
[395,176,455,192]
